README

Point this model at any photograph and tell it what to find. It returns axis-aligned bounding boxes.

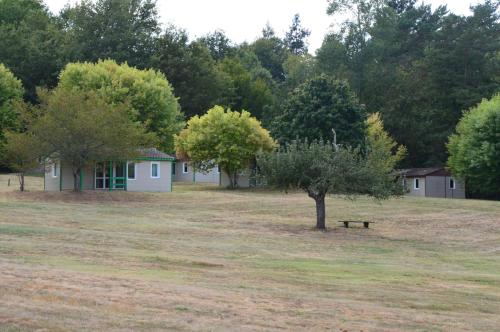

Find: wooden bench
[338,221,374,229]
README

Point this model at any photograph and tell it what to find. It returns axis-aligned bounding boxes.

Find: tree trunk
[18,173,25,192]
[73,169,81,192]
[228,171,239,189]
[314,195,326,230]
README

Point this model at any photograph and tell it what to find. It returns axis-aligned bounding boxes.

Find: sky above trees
[44,0,483,53]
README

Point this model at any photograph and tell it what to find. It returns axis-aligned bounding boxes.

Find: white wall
[127,161,172,192]
[406,177,426,197]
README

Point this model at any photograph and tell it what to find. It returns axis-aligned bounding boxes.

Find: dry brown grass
[0,174,499,331]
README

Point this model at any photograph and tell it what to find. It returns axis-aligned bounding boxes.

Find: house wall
[445,176,466,199]
[420,176,466,199]
[172,162,220,184]
[406,177,426,197]
[406,175,466,199]
[173,161,194,182]
[44,162,75,191]
[193,168,220,184]
[45,162,96,191]
[45,161,172,192]
[127,160,172,192]
[44,162,60,191]
[425,176,446,198]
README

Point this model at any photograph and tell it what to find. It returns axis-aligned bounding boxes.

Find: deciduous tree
[32,89,155,191]
[272,75,365,147]
[257,139,402,230]
[0,64,23,146]
[365,112,406,172]
[251,26,290,81]
[447,95,500,198]
[198,30,235,61]
[175,106,275,188]
[0,0,63,101]
[153,27,228,118]
[3,131,39,191]
[59,0,160,69]
[57,60,182,151]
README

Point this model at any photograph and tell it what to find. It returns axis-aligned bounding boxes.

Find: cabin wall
[127,160,172,192]
[406,177,426,197]
[44,162,60,191]
[173,161,194,183]
[173,162,220,184]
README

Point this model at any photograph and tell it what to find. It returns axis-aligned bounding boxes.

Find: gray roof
[401,167,449,177]
[138,148,175,160]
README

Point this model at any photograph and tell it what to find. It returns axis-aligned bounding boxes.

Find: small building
[172,160,221,185]
[402,167,466,199]
[44,148,175,192]
[172,159,253,188]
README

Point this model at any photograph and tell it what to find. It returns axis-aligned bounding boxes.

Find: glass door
[95,162,110,189]
[113,162,126,190]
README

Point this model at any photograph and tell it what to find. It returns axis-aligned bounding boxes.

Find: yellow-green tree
[448,95,500,197]
[366,112,406,171]
[175,106,275,188]
[57,60,183,151]
[0,63,24,150]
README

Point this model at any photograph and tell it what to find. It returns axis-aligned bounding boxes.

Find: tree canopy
[447,95,500,198]
[3,130,39,191]
[0,0,498,184]
[318,0,500,167]
[257,139,402,229]
[0,63,24,155]
[0,0,64,101]
[59,0,160,69]
[57,60,183,151]
[153,27,228,119]
[31,89,155,191]
[175,105,275,188]
[284,14,311,55]
[272,75,366,147]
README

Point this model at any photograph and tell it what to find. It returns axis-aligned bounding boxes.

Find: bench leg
[363,222,369,229]
[343,222,349,228]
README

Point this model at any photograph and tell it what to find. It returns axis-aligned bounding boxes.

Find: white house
[44,148,175,192]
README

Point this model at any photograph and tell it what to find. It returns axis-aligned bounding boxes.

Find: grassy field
[0,174,499,331]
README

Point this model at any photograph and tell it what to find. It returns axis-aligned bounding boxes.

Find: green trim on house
[108,162,112,192]
[124,166,128,191]
[79,168,84,190]
[135,157,176,162]
[170,162,173,192]
[59,163,62,191]
[43,161,46,191]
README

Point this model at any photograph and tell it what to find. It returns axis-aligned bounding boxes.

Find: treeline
[0,0,499,168]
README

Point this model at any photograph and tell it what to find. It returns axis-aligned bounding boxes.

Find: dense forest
[0,0,499,168]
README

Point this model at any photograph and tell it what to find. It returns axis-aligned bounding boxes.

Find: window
[52,163,58,178]
[172,162,176,175]
[414,178,420,190]
[151,162,160,178]
[183,162,188,174]
[127,163,136,180]
[449,178,456,190]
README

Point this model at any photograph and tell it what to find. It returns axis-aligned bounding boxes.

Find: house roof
[401,167,451,177]
[137,148,175,161]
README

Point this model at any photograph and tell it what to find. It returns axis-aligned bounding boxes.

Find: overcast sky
[44,0,483,53]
